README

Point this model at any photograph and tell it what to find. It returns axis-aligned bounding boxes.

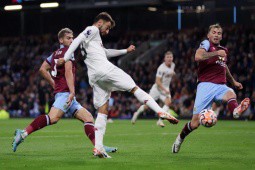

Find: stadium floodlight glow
[40,2,59,8]
[4,5,22,11]
[148,7,157,12]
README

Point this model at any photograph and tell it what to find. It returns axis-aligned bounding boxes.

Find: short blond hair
[208,23,222,33]
[58,28,73,40]
[165,51,173,56]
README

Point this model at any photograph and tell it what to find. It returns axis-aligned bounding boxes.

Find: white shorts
[92,67,136,109]
[149,84,171,103]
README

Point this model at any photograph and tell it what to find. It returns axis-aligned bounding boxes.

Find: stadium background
[0,0,254,120]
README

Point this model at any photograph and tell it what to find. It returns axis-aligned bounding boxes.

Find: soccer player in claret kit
[58,12,179,158]
[12,28,116,153]
[131,51,176,127]
[172,24,250,153]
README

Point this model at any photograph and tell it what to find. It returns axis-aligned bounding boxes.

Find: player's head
[94,12,115,36]
[164,51,173,66]
[58,28,73,46]
[207,23,222,45]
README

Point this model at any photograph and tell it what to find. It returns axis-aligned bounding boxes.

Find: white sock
[162,105,169,112]
[21,130,28,139]
[132,105,145,121]
[137,105,145,114]
[95,113,107,151]
[159,105,170,120]
[134,88,164,114]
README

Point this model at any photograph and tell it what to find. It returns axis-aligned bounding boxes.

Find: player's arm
[58,27,98,65]
[226,65,243,90]
[65,61,75,106]
[156,77,169,94]
[63,33,86,62]
[104,45,135,58]
[195,40,226,61]
[39,61,55,89]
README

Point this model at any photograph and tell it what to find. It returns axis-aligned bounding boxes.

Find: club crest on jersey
[85,30,92,38]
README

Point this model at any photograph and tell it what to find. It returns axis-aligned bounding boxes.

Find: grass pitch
[1,119,255,170]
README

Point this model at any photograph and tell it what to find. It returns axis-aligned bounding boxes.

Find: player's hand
[233,81,243,90]
[66,93,75,107]
[50,81,55,89]
[217,50,227,57]
[57,58,65,66]
[127,45,135,53]
[164,89,170,95]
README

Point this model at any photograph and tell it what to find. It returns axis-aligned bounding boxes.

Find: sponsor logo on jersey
[216,56,226,67]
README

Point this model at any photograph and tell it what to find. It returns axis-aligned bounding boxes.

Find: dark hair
[58,28,73,40]
[208,23,222,33]
[94,12,115,28]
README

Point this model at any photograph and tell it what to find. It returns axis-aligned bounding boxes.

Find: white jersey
[64,25,127,86]
[154,62,175,90]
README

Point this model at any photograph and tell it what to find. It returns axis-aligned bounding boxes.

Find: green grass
[1,119,255,170]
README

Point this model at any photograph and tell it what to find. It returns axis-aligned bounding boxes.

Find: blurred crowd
[0,26,254,119]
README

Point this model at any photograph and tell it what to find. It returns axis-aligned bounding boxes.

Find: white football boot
[172,134,183,153]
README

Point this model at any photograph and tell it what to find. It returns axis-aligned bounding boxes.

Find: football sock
[95,113,107,150]
[227,98,238,114]
[162,105,169,112]
[23,115,51,138]
[134,88,164,113]
[84,122,95,145]
[133,105,145,120]
[180,121,193,139]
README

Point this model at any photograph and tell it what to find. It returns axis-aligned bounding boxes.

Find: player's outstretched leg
[131,105,145,124]
[172,115,199,153]
[132,87,178,124]
[12,114,51,152]
[233,98,250,119]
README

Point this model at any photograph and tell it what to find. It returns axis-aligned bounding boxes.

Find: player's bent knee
[75,108,95,123]
[49,116,60,124]
[191,121,200,129]
[223,90,237,101]
[130,86,139,94]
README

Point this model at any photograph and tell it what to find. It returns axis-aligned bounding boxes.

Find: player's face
[99,21,112,36]
[164,54,173,66]
[62,33,74,46]
[207,28,222,45]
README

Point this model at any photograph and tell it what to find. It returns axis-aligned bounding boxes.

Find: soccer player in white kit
[58,12,179,158]
[131,51,175,127]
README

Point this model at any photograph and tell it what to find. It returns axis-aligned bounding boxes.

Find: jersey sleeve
[104,49,127,58]
[46,54,53,65]
[198,40,210,51]
[81,26,98,43]
[156,66,164,78]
